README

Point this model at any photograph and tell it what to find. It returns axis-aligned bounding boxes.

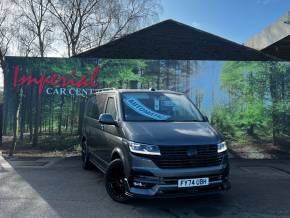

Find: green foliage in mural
[212,61,290,145]
[98,59,147,88]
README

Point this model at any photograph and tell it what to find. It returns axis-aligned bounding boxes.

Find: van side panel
[85,94,107,168]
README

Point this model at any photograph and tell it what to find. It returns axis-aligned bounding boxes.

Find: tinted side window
[95,94,107,119]
[105,97,117,120]
[86,94,107,119]
[90,101,99,119]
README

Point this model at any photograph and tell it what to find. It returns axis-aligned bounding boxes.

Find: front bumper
[125,152,230,198]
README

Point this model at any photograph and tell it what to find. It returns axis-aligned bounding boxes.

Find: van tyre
[81,140,94,170]
[105,159,131,203]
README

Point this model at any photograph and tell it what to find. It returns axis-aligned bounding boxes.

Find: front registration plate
[178,177,209,188]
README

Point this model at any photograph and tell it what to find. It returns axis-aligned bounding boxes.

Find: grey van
[81,88,230,202]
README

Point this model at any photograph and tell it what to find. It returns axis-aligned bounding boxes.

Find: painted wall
[3,57,290,159]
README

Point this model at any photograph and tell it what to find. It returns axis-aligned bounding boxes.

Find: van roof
[93,88,183,95]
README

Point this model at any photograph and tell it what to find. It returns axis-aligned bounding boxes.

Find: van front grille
[151,145,223,168]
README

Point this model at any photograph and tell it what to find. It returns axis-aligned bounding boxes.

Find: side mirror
[203,115,209,122]
[99,113,117,125]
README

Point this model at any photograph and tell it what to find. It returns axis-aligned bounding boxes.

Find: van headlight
[217,141,227,153]
[127,141,160,156]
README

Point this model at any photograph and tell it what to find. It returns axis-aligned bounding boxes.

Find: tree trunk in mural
[270,68,279,145]
[78,98,86,137]
[3,73,8,135]
[9,89,22,156]
[195,89,204,110]
[0,104,2,147]
[39,97,43,134]
[156,61,160,89]
[49,96,53,134]
[2,101,8,135]
[10,105,19,156]
[33,94,41,146]
[19,88,26,144]
[70,96,75,134]
[58,95,65,135]
[165,61,170,89]
[28,86,33,142]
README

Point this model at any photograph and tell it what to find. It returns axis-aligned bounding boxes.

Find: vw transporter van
[81,88,230,202]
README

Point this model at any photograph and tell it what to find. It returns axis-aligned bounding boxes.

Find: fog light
[133,181,145,187]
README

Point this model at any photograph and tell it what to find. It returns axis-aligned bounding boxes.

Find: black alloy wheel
[105,159,131,203]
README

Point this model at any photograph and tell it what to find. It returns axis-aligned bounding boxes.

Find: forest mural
[2,57,290,158]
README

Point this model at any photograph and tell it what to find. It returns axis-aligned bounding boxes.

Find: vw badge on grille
[187,147,197,157]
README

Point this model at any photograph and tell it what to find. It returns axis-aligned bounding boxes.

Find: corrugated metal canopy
[77,20,275,61]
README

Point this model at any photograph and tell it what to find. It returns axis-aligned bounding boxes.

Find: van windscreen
[121,92,204,122]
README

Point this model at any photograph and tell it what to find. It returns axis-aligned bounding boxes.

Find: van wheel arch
[111,147,126,162]
[111,152,121,161]
[110,148,130,177]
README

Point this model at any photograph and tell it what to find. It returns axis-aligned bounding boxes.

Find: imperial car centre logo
[12,65,101,96]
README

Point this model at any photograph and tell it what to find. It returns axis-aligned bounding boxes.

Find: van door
[102,95,120,163]
[87,94,107,167]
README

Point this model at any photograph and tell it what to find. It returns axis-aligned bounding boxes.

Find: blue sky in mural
[190,61,227,115]
[160,0,290,43]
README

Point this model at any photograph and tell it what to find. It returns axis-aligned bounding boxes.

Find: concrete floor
[0,156,290,218]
